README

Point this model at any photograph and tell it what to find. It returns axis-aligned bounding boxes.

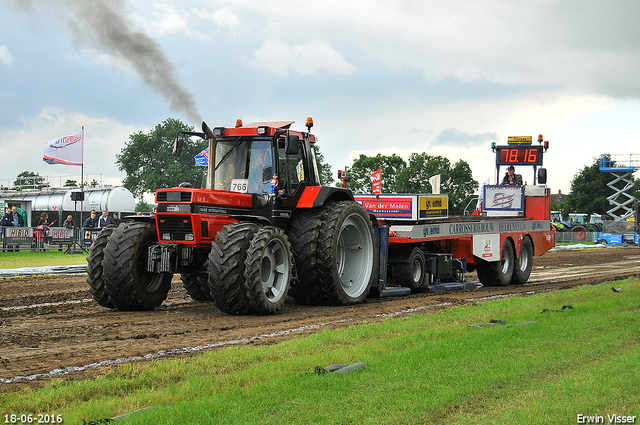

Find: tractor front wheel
[243,226,293,314]
[102,222,172,310]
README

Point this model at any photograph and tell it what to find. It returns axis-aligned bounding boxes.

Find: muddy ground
[1,246,640,391]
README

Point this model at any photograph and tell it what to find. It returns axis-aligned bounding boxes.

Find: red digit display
[497,147,543,165]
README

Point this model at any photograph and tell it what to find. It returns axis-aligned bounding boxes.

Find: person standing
[83,211,98,228]
[112,212,121,226]
[63,215,75,229]
[98,210,115,229]
[6,206,24,252]
[1,207,12,252]
[37,212,51,251]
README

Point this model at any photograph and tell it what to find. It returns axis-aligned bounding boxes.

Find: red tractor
[87,119,378,314]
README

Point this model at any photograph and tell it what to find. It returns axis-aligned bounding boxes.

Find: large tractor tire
[102,222,172,311]
[477,238,515,286]
[287,209,326,305]
[511,237,533,284]
[181,263,212,302]
[207,222,260,315]
[86,225,118,308]
[391,247,427,290]
[243,226,293,314]
[572,225,588,242]
[317,201,376,305]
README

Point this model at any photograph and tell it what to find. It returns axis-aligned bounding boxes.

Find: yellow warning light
[235,119,243,128]
[306,117,314,131]
[538,134,543,143]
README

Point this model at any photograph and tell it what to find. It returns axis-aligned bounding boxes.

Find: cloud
[143,4,240,41]
[248,39,357,77]
[0,45,13,66]
[434,128,499,148]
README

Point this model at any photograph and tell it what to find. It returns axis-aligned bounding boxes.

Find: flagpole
[81,126,84,209]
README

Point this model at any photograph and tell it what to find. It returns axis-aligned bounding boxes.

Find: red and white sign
[371,168,381,194]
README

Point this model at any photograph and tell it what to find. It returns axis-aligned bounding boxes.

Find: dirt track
[1,246,640,391]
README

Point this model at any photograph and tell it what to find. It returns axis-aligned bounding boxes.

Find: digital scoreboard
[495,145,544,166]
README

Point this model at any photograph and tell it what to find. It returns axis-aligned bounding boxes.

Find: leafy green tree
[64,179,78,187]
[135,199,155,213]
[116,118,207,198]
[346,154,407,193]
[313,144,333,186]
[566,155,640,217]
[13,171,49,190]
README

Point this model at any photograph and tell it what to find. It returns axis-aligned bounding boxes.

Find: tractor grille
[157,215,193,241]
[157,191,192,202]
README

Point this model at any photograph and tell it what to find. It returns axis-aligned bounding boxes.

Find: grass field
[1,278,638,424]
[0,250,87,269]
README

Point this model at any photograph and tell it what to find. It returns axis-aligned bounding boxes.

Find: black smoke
[12,0,202,124]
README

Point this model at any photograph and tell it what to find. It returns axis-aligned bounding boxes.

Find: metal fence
[555,231,596,243]
[1,226,99,252]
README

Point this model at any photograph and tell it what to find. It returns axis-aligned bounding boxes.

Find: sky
[2,0,640,201]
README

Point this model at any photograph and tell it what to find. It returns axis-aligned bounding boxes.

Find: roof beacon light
[306,117,314,131]
[235,119,243,128]
[538,134,543,144]
[544,140,549,151]
[491,142,497,151]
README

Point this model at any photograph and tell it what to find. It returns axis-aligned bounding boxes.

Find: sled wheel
[477,238,515,286]
[511,237,533,284]
[391,247,426,290]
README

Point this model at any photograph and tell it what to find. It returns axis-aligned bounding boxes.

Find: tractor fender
[296,186,354,209]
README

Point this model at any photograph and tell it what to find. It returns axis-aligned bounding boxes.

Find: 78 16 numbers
[4,414,62,424]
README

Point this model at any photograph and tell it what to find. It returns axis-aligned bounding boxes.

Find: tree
[13,171,49,190]
[313,144,333,185]
[64,179,78,187]
[347,154,407,193]
[136,199,155,213]
[116,118,207,198]
[566,155,640,216]
[346,152,478,215]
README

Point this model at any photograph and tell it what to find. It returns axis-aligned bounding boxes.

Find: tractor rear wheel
[477,238,515,286]
[243,226,293,314]
[86,225,118,308]
[511,237,533,284]
[287,209,326,305]
[207,222,260,315]
[102,222,172,310]
[572,225,587,242]
[317,201,376,305]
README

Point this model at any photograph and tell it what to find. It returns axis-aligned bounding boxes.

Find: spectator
[1,207,12,252]
[112,212,121,226]
[98,210,115,228]
[37,212,51,251]
[1,207,12,227]
[11,206,24,227]
[63,215,75,229]
[83,211,98,228]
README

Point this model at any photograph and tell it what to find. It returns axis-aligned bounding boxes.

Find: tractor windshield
[214,139,273,194]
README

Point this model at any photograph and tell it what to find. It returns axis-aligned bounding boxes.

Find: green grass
[0,250,87,269]
[2,279,639,424]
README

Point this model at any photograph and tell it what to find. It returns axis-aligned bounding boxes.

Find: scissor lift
[599,154,640,220]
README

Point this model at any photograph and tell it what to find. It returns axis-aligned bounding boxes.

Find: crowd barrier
[0,226,101,252]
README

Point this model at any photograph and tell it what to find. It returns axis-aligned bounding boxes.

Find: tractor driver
[248,142,273,194]
[501,165,523,185]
